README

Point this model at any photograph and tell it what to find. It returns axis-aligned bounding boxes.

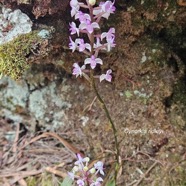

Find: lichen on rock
[0,7,32,45]
[0,76,29,111]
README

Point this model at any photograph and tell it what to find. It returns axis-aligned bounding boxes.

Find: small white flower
[94,161,104,175]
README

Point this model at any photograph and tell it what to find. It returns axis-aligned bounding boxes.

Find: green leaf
[60,176,73,186]
[106,179,116,186]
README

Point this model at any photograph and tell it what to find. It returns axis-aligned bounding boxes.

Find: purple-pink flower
[67,154,105,186]
[69,22,80,36]
[75,153,85,165]
[77,179,85,186]
[93,0,116,19]
[76,38,91,52]
[70,0,79,8]
[79,20,100,34]
[84,55,103,69]
[75,11,91,23]
[101,27,115,41]
[100,69,112,82]
[72,63,85,77]
[70,0,84,17]
[90,177,103,186]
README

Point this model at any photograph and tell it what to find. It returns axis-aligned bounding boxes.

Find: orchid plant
[65,0,120,185]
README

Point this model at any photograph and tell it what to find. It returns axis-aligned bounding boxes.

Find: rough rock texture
[0,0,69,19]
[0,75,71,131]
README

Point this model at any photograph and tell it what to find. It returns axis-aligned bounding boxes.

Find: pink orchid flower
[84,55,103,69]
[75,11,91,23]
[79,20,99,34]
[70,0,84,17]
[76,38,91,52]
[100,69,112,82]
[77,179,85,186]
[93,0,116,19]
[90,177,103,186]
[69,22,80,36]
[72,63,85,77]
[101,27,115,41]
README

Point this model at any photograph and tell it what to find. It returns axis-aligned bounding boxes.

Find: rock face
[0,0,69,19]
[0,77,29,110]
[0,75,71,131]
[0,7,32,45]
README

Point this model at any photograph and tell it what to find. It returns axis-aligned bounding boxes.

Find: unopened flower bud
[83,166,89,171]
[84,157,90,162]
[89,167,96,174]
[89,0,96,6]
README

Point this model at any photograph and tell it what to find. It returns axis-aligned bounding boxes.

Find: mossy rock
[0,31,41,80]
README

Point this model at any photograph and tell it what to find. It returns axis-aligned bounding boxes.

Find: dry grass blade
[0,169,43,178]
[12,123,20,153]
[20,132,83,157]
[45,166,67,178]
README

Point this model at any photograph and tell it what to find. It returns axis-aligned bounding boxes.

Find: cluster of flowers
[69,0,116,82]
[68,154,104,186]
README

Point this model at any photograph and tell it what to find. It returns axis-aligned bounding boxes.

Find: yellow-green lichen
[0,31,41,79]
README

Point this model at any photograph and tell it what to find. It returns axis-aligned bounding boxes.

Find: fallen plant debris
[0,123,84,185]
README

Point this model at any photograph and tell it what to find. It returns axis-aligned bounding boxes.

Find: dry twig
[133,162,158,186]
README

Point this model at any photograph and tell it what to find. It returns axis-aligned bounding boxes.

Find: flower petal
[92,22,100,29]
[95,58,103,65]
[100,74,105,82]
[84,58,91,65]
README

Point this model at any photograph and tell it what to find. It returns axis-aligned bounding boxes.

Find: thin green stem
[90,72,120,164]
[86,2,120,183]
